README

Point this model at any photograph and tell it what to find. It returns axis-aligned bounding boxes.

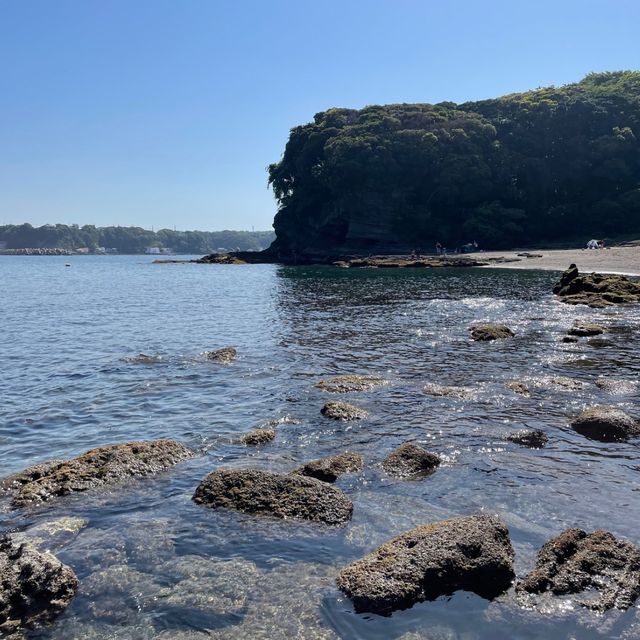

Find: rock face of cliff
[265,72,640,261]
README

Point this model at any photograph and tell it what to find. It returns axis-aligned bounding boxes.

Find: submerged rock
[553,264,640,307]
[315,374,388,393]
[382,443,441,479]
[241,428,276,446]
[505,381,530,396]
[293,452,364,483]
[570,405,640,442]
[507,429,548,448]
[535,376,585,392]
[561,335,579,343]
[192,469,353,525]
[204,346,237,363]
[0,536,78,635]
[321,401,368,421]
[2,439,193,508]
[469,324,515,342]
[12,517,88,553]
[595,378,638,395]
[124,353,163,364]
[423,383,474,400]
[518,528,640,612]
[337,515,515,614]
[567,321,605,337]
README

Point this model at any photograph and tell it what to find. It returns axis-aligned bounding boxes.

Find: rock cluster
[570,405,640,442]
[192,469,353,525]
[553,264,640,307]
[204,346,237,363]
[518,528,640,612]
[423,383,474,400]
[337,515,515,614]
[382,443,441,479]
[2,439,193,508]
[0,536,78,634]
[241,428,276,446]
[468,324,515,341]
[293,452,363,483]
[507,429,548,448]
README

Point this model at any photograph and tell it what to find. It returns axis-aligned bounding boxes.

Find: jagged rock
[382,443,441,479]
[293,452,364,483]
[241,428,276,446]
[192,469,353,525]
[505,381,530,396]
[567,321,605,337]
[507,429,548,448]
[337,515,515,614]
[204,346,237,363]
[518,528,640,612]
[315,374,388,393]
[553,264,640,307]
[561,336,579,343]
[2,439,193,508]
[468,324,515,341]
[321,401,368,421]
[570,405,640,442]
[0,536,78,634]
[595,378,638,395]
[423,383,474,400]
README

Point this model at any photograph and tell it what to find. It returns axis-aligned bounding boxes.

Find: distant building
[76,247,90,254]
[144,247,172,255]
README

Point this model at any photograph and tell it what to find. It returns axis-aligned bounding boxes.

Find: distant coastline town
[0,224,275,255]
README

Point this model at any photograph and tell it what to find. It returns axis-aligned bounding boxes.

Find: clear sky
[1,0,639,231]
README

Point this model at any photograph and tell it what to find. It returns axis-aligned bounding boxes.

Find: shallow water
[1,255,640,639]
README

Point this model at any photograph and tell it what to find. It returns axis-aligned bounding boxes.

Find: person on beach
[435,241,442,255]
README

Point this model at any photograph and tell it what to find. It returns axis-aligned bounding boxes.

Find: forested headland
[0,224,274,254]
[265,71,640,259]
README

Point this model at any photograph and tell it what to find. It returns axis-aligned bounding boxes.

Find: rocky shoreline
[2,272,640,636]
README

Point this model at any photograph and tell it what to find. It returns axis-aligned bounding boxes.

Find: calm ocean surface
[1,254,640,639]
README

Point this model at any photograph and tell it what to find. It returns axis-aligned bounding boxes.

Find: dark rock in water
[567,321,605,337]
[0,536,78,634]
[553,264,640,307]
[570,405,640,442]
[293,452,364,483]
[517,528,640,612]
[505,381,530,396]
[561,335,579,343]
[2,439,194,508]
[196,253,247,265]
[336,514,515,614]
[382,443,441,479]
[315,374,388,393]
[587,337,613,348]
[192,469,353,525]
[321,401,368,421]
[469,324,515,341]
[241,428,276,446]
[423,383,474,400]
[507,429,548,448]
[204,346,237,363]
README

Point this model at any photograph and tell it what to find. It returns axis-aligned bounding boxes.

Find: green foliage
[0,224,274,254]
[268,71,640,251]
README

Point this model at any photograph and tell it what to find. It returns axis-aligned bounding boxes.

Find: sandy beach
[466,244,640,276]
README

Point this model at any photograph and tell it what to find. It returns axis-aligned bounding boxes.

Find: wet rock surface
[337,515,515,614]
[2,439,194,508]
[507,429,548,448]
[382,443,441,479]
[570,405,640,442]
[595,378,638,395]
[553,264,640,307]
[0,536,78,634]
[423,383,474,400]
[192,468,353,525]
[567,321,605,337]
[321,401,368,421]
[293,452,364,483]
[315,374,388,393]
[204,346,237,363]
[468,323,515,341]
[505,381,530,396]
[518,528,640,612]
[241,428,276,446]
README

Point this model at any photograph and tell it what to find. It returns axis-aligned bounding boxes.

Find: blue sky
[0,0,639,231]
